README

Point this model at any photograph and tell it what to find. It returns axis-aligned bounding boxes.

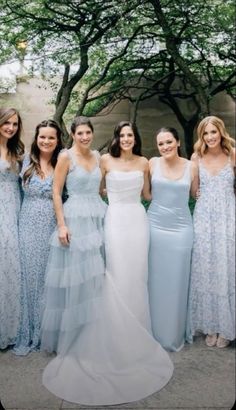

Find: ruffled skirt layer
[41,195,106,354]
[41,195,173,405]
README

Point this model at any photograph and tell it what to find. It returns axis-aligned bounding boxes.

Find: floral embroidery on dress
[0,158,21,349]
[13,154,57,355]
[189,162,235,340]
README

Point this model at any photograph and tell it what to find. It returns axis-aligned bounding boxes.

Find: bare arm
[190,161,199,199]
[231,147,236,166]
[53,151,70,245]
[99,154,108,197]
[142,159,152,201]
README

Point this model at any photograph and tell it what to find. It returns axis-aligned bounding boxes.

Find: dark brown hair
[156,127,182,157]
[23,119,63,183]
[109,121,142,157]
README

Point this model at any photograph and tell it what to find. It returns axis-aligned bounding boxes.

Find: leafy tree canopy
[0,0,235,154]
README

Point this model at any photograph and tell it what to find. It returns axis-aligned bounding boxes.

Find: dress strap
[61,149,76,171]
[153,157,161,175]
[93,150,101,166]
[182,160,192,183]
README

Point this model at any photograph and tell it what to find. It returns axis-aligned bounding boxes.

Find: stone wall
[0,76,235,158]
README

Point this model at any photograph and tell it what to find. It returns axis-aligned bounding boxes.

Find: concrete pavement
[0,334,235,410]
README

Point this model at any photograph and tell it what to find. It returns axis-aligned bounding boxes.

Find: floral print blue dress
[0,158,21,349]
[13,154,56,355]
[188,158,235,341]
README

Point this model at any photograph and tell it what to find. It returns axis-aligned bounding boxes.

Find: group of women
[0,107,235,405]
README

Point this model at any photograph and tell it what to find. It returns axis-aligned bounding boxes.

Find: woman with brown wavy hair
[13,119,63,355]
[0,107,24,349]
[188,115,235,348]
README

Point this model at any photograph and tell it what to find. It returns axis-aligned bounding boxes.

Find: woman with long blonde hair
[188,115,235,348]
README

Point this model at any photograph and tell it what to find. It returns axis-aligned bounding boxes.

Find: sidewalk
[0,334,235,410]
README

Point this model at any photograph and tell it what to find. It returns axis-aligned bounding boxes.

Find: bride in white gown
[42,120,173,405]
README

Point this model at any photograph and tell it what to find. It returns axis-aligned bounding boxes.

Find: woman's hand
[58,225,71,246]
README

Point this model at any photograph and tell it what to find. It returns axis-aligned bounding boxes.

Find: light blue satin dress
[148,158,193,351]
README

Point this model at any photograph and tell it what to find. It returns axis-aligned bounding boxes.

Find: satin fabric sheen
[148,159,193,351]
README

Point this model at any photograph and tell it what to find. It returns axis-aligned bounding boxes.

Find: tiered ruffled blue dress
[40,149,107,354]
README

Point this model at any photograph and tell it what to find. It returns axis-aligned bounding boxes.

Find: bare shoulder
[191,152,200,163]
[231,147,236,164]
[189,159,198,176]
[100,153,112,170]
[135,155,149,171]
[140,155,149,166]
[149,156,157,165]
[54,149,70,178]
[149,156,158,171]
[190,159,198,169]
[100,153,110,161]
[58,149,70,163]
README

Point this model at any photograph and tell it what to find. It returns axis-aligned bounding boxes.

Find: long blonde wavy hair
[194,116,235,157]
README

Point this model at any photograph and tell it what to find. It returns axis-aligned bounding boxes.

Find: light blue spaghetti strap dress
[148,158,193,351]
[188,158,235,340]
[0,158,21,349]
[40,149,107,354]
[13,154,57,355]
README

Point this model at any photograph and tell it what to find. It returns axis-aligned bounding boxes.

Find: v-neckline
[76,163,98,174]
[200,160,230,177]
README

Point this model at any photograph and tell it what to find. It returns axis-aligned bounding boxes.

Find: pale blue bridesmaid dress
[148,158,193,351]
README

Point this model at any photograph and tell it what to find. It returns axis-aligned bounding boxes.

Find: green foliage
[189,196,196,215]
[0,0,235,151]
[141,198,151,211]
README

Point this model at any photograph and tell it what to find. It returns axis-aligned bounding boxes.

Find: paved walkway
[0,334,235,410]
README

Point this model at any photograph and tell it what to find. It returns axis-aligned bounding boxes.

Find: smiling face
[37,126,58,155]
[156,131,180,159]
[119,126,135,153]
[202,122,222,150]
[73,124,93,149]
[0,113,19,141]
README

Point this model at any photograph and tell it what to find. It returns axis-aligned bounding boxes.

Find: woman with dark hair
[0,107,24,349]
[109,120,142,157]
[13,119,63,355]
[41,119,173,406]
[147,127,198,351]
[188,116,235,348]
[101,120,151,327]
